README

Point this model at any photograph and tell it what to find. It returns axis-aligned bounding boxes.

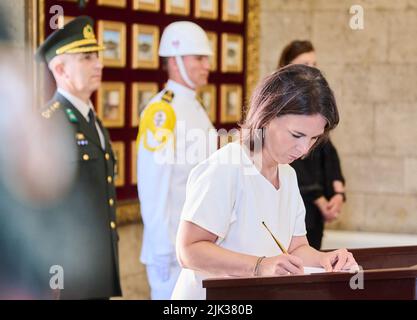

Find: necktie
[88,109,100,143]
[88,109,96,125]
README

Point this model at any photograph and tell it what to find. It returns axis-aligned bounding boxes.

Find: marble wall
[260,0,417,233]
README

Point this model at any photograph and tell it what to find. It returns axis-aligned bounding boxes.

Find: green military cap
[35,15,104,64]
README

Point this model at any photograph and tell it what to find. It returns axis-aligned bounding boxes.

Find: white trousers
[146,261,181,300]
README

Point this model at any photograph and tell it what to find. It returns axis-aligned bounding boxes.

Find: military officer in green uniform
[35,16,122,299]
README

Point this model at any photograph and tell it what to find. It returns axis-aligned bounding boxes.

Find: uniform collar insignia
[65,108,79,123]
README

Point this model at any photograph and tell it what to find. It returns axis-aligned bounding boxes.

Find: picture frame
[206,31,218,72]
[111,141,125,187]
[133,0,160,12]
[97,0,127,8]
[96,82,126,128]
[218,131,229,149]
[220,84,242,123]
[195,0,218,20]
[218,128,240,148]
[131,141,137,185]
[165,0,190,16]
[97,20,126,68]
[131,82,159,127]
[132,24,160,69]
[221,33,243,73]
[63,15,75,24]
[197,84,217,123]
[57,15,75,29]
[221,0,243,23]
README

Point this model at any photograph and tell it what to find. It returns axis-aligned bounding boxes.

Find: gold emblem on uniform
[162,90,174,103]
[41,101,61,119]
[83,24,96,40]
[41,111,51,119]
[76,133,88,146]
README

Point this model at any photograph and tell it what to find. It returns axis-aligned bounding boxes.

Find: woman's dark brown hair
[278,40,314,68]
[241,64,339,151]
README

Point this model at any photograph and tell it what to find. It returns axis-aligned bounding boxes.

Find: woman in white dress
[172,64,357,299]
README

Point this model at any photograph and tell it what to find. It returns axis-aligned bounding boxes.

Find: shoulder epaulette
[161,90,174,103]
[137,100,177,152]
[41,101,61,119]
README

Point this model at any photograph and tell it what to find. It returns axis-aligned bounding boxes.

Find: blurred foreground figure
[0,7,75,299]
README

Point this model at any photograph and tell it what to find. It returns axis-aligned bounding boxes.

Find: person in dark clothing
[35,16,122,299]
[278,40,346,249]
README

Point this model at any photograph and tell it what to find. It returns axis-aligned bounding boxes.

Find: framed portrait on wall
[165,0,190,16]
[195,0,218,20]
[218,131,229,148]
[97,20,126,68]
[218,128,240,148]
[133,0,160,11]
[57,15,75,29]
[131,82,159,127]
[96,82,126,128]
[111,141,125,187]
[97,0,127,8]
[206,31,217,71]
[221,33,243,73]
[132,24,160,69]
[131,141,137,185]
[220,84,242,123]
[222,0,243,23]
[197,84,217,123]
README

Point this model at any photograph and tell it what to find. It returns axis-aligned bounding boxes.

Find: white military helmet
[159,21,212,57]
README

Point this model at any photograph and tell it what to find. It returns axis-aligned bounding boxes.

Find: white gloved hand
[152,254,173,281]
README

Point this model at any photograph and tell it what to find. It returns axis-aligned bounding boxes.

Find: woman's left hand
[319,248,358,272]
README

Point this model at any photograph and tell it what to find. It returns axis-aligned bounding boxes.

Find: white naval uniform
[171,143,307,300]
[137,80,215,300]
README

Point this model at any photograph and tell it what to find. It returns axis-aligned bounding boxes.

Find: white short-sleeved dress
[171,142,307,300]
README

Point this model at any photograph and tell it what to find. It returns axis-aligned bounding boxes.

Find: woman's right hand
[258,254,304,276]
[315,196,339,222]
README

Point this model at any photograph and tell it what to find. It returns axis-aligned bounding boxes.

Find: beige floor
[115,222,150,300]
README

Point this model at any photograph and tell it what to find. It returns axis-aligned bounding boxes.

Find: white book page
[303,266,327,274]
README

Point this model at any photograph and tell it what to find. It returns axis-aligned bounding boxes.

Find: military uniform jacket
[137,80,215,266]
[41,92,121,299]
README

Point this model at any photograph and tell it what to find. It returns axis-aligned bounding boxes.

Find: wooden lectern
[203,246,417,300]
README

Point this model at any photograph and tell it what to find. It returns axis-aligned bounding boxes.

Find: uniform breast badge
[76,132,88,146]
